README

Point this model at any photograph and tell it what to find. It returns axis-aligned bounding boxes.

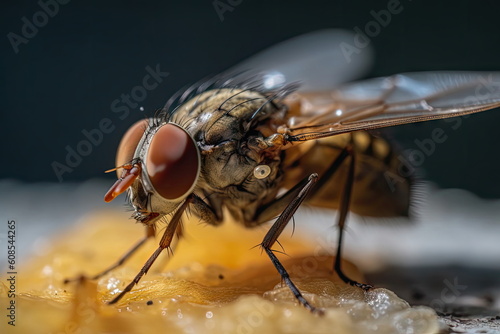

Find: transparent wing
[284,71,500,142]
[227,30,499,141]
[229,29,374,91]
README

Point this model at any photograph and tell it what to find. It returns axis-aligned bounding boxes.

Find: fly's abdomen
[281,131,412,218]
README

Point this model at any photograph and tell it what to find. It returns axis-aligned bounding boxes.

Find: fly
[65,30,500,314]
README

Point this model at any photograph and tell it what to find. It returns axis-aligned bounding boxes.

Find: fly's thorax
[169,88,285,144]
[169,88,287,221]
[171,88,286,187]
[199,137,282,191]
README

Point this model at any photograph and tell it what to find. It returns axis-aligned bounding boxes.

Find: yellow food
[0,210,438,333]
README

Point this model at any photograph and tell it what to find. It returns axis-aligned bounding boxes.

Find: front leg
[190,193,222,226]
[108,196,192,304]
[64,224,156,284]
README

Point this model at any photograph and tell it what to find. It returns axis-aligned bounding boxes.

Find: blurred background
[1,0,500,189]
[1,0,500,193]
[1,0,500,323]
[0,0,500,193]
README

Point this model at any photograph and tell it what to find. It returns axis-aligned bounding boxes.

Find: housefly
[66,30,500,313]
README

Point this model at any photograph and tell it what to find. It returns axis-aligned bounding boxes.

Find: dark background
[1,0,500,197]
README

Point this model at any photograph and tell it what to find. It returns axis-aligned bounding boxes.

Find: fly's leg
[108,196,191,305]
[92,225,155,279]
[151,221,184,273]
[331,146,372,290]
[260,174,322,314]
[64,225,156,284]
[258,144,372,292]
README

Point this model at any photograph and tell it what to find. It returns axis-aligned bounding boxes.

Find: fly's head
[103,79,294,225]
[104,119,201,224]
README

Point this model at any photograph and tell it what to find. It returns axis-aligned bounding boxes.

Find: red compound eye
[146,123,199,200]
[115,119,148,177]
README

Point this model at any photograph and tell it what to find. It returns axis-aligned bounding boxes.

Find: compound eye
[116,119,148,177]
[146,123,199,200]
